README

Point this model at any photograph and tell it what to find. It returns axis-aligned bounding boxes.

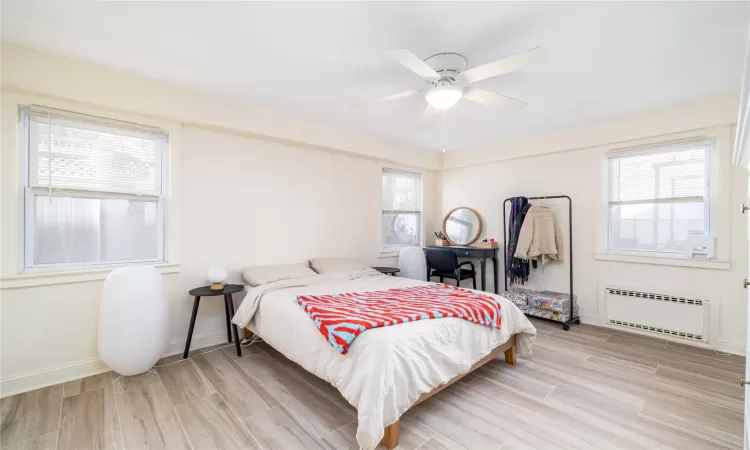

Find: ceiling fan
[354,47,547,118]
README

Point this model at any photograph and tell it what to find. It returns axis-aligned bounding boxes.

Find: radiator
[604,287,708,343]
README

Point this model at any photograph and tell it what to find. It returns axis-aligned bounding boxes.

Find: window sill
[593,252,730,270]
[379,244,424,258]
[0,262,180,289]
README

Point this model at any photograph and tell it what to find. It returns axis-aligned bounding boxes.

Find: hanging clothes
[514,205,563,265]
[509,203,531,259]
[506,197,530,284]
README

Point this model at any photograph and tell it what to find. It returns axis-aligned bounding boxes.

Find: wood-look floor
[1,319,745,450]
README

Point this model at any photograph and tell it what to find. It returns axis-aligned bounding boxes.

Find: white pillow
[309,257,371,274]
[241,263,317,287]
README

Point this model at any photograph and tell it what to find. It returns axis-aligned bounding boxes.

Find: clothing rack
[502,195,579,330]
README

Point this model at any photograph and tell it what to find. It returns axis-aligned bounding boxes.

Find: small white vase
[98,266,168,376]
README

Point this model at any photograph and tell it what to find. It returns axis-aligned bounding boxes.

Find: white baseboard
[0,357,110,398]
[163,331,229,359]
[715,339,747,356]
[574,314,745,356]
[578,314,601,325]
[4,320,744,398]
[0,330,228,398]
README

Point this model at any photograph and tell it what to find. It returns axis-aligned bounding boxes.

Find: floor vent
[605,286,708,343]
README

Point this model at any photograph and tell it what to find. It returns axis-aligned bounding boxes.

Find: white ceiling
[3,1,749,152]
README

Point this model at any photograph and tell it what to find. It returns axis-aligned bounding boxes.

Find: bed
[232,268,536,450]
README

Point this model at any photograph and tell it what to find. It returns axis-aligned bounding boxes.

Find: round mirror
[443,207,482,245]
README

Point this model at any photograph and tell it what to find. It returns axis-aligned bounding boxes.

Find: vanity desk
[426,206,499,294]
[426,245,499,294]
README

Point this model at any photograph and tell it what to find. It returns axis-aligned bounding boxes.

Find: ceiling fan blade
[350,90,422,109]
[388,49,441,81]
[463,87,526,113]
[459,47,547,84]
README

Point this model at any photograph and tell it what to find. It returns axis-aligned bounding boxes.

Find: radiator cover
[605,287,708,343]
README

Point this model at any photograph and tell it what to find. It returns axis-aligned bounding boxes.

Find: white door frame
[735,23,750,167]
[736,22,750,450]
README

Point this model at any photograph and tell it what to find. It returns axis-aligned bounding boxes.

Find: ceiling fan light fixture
[425,86,463,110]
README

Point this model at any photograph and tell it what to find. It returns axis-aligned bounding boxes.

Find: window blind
[382,169,421,213]
[608,141,708,204]
[381,169,421,249]
[25,106,166,197]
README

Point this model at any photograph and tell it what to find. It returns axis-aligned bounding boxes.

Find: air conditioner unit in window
[685,235,715,259]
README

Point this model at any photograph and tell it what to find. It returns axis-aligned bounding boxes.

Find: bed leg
[380,421,400,450]
[504,343,517,365]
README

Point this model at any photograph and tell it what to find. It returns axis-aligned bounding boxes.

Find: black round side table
[184,284,244,359]
[372,267,400,276]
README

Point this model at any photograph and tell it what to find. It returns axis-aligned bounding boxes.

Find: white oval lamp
[426,85,463,110]
[98,266,168,376]
[208,267,227,291]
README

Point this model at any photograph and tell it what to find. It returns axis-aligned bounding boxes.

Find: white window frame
[381,168,422,253]
[604,138,713,257]
[19,105,168,271]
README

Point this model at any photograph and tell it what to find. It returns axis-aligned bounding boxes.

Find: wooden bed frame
[380,334,517,449]
[241,330,518,450]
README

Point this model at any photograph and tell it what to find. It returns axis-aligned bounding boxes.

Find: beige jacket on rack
[513,205,563,264]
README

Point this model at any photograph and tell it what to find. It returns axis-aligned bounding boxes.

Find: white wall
[438,94,748,354]
[0,45,438,396]
[1,43,442,171]
[0,111,437,395]
[445,93,740,169]
[1,42,747,397]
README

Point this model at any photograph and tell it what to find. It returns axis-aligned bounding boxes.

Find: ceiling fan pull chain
[442,111,446,153]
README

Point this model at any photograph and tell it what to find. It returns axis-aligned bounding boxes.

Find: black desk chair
[425,248,477,289]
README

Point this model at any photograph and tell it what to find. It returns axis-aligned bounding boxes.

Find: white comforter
[233,270,536,450]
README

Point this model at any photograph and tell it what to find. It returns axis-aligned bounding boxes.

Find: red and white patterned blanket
[297,284,503,354]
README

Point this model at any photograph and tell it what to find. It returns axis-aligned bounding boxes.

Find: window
[607,139,711,254]
[381,169,421,250]
[21,105,167,269]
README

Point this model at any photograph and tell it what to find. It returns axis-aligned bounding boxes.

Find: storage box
[475,241,498,249]
[517,302,579,323]
[434,239,451,246]
[503,287,577,323]
[528,291,576,314]
[504,287,535,309]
